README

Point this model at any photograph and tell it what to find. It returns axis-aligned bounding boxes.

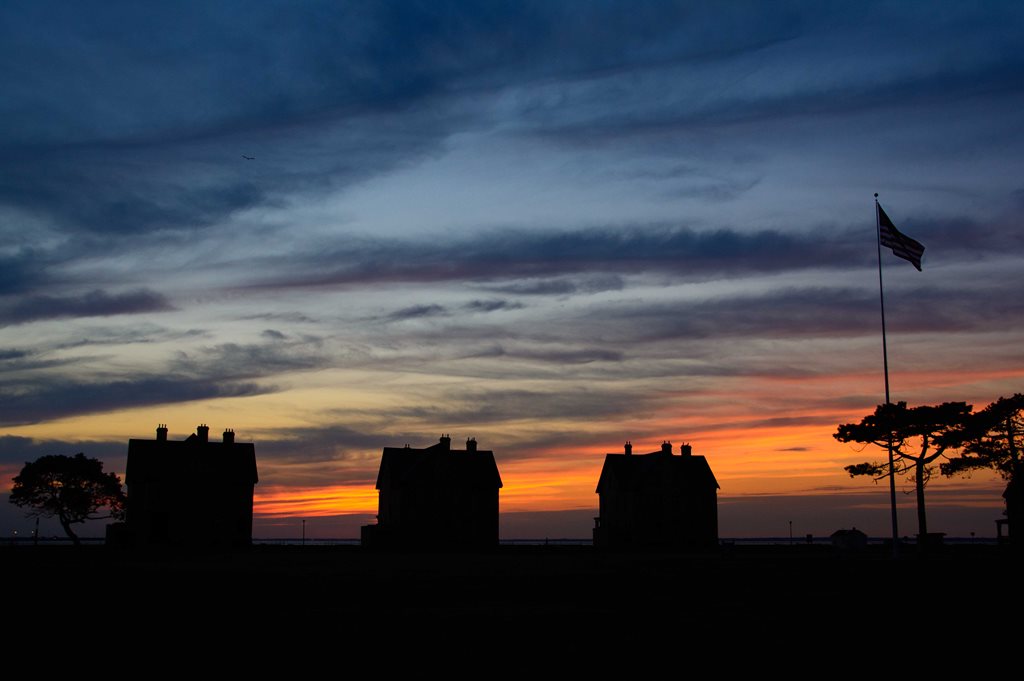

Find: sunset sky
[2,1,1022,540]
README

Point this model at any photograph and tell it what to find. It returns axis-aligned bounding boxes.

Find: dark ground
[3,543,1018,658]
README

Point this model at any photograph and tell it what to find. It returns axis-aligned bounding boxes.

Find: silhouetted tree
[9,453,126,546]
[941,394,1023,481]
[835,401,971,538]
[941,394,1024,535]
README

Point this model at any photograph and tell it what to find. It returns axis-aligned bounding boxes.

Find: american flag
[878,204,925,271]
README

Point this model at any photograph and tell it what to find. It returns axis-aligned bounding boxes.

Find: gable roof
[127,436,258,485]
[830,528,867,539]
[376,441,502,491]
[596,447,718,494]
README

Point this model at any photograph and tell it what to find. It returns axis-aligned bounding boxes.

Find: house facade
[362,435,502,549]
[594,441,719,550]
[125,424,258,547]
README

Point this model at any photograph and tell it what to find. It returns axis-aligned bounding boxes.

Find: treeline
[835,394,1023,537]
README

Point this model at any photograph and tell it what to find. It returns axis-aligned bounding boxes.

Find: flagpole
[875,192,899,555]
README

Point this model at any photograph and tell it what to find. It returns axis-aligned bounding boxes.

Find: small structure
[594,440,719,550]
[125,424,258,547]
[362,435,502,549]
[830,527,868,552]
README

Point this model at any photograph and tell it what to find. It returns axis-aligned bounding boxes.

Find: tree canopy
[835,401,971,537]
[941,394,1024,482]
[9,453,126,545]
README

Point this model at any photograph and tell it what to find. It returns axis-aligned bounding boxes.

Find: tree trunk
[59,516,81,547]
[915,458,928,538]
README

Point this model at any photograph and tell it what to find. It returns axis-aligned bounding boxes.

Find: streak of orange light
[254,484,378,518]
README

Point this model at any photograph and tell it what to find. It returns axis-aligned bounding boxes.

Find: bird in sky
[242,155,255,160]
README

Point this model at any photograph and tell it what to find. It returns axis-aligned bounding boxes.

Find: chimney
[439,434,451,450]
[197,424,209,443]
[466,437,477,452]
[680,443,692,457]
[156,424,168,441]
[223,428,235,444]
[661,440,672,455]
[624,441,632,456]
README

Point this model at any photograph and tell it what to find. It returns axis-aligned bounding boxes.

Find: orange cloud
[254,484,378,518]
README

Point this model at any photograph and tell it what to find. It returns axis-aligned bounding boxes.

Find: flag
[878,204,925,271]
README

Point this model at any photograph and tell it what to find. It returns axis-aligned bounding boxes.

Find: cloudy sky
[2,1,1022,540]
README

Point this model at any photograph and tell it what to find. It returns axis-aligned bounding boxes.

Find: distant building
[830,528,868,552]
[125,424,258,547]
[594,441,719,550]
[362,435,502,549]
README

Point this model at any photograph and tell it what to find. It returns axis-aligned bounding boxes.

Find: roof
[596,447,718,494]
[376,440,502,491]
[830,528,867,539]
[127,435,258,485]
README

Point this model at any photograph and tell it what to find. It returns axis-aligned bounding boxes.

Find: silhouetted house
[362,435,502,549]
[126,424,258,548]
[594,441,719,550]
[830,527,868,552]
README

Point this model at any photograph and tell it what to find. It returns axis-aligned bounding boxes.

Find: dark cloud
[0,110,459,239]
[0,2,807,148]
[0,435,125,467]
[0,2,1020,254]
[2,3,1020,291]
[257,425,389,465]
[487,279,579,296]
[0,349,82,374]
[171,340,328,380]
[255,430,406,488]
[382,300,523,322]
[603,287,880,342]
[529,66,1024,146]
[0,289,174,325]
[494,427,670,462]
[241,312,319,324]
[54,327,209,349]
[485,275,625,296]
[261,329,288,341]
[509,347,624,364]
[889,285,1024,333]
[0,377,269,427]
[664,176,762,202]
[512,7,1024,144]
[394,387,654,425]
[2,336,330,426]
[1,2,567,238]
[386,304,448,321]
[907,214,1024,257]
[249,226,869,290]
[463,299,524,313]
[722,414,835,431]
[0,151,269,235]
[573,282,1024,345]
[254,425,472,486]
